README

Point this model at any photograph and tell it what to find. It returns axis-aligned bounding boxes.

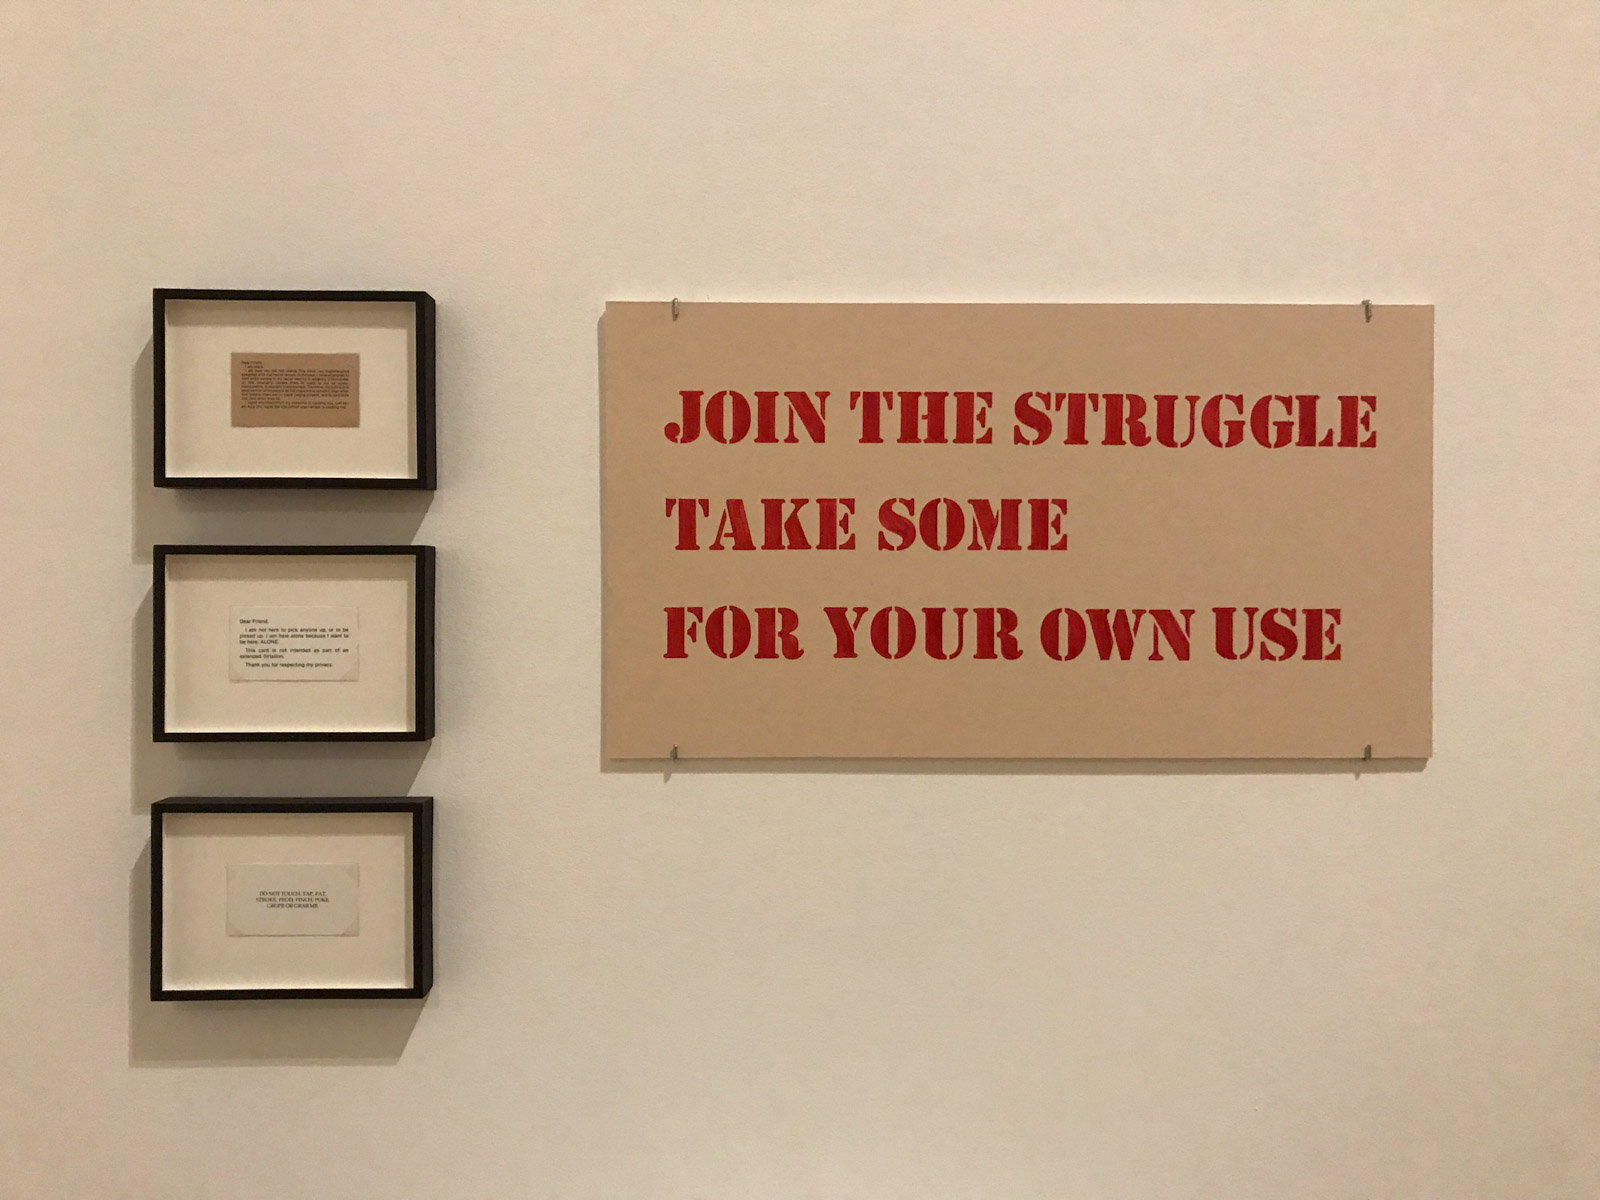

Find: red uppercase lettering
[752,390,829,444]
[666,391,702,443]
[1146,609,1195,661]
[1063,393,1096,445]
[1214,606,1341,661]
[918,498,965,551]
[663,606,702,658]
[1026,498,1068,550]
[1101,394,1152,447]
[1039,608,1088,661]
[761,498,812,550]
[755,607,804,659]
[665,498,710,549]
[1008,390,1375,450]
[898,391,947,444]
[877,498,917,550]
[703,391,751,444]
[922,608,969,660]
[1304,607,1342,660]
[816,497,856,550]
[967,499,1022,550]
[1213,607,1259,660]
[974,607,1024,659]
[784,391,828,443]
[1041,609,1179,661]
[953,392,994,443]
[754,391,781,443]
[1257,608,1299,660]
[1154,395,1200,448]
[870,607,918,659]
[879,392,992,444]
[1013,392,1054,445]
[1250,395,1295,449]
[679,498,859,550]
[1337,394,1377,447]
[1086,609,1146,660]
[707,499,756,551]
[823,606,870,658]
[1295,395,1334,447]
[1201,394,1246,448]
[666,605,802,660]
[827,606,1020,661]
[704,606,751,658]
[881,498,1068,551]
[850,391,892,443]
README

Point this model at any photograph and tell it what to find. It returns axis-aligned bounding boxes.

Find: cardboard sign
[601,302,1431,759]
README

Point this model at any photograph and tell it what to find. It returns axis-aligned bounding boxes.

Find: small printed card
[226,863,361,937]
[229,606,359,681]
[231,351,360,428]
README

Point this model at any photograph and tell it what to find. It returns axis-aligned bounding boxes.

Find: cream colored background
[2,3,1597,1198]
[165,299,417,478]
[164,812,412,990]
[163,553,417,733]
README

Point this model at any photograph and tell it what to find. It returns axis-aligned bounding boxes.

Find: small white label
[226,863,361,937]
[230,606,359,681]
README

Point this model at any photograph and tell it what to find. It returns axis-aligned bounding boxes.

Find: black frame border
[150,796,434,1001]
[152,544,436,742]
[152,288,437,490]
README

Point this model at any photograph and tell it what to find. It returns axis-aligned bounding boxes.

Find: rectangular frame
[150,797,434,1001]
[153,544,436,742]
[154,288,437,489]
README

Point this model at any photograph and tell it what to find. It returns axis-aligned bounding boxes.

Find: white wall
[3,3,1598,1197]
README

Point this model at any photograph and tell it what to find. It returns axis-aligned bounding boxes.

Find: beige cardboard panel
[602,302,1432,759]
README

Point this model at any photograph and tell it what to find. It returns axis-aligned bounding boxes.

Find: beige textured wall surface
[2,3,1597,1197]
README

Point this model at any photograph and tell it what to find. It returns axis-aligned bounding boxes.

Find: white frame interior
[162,553,418,735]
[159,810,416,992]
[163,298,419,480]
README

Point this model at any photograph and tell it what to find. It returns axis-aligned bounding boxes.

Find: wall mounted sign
[602,302,1432,759]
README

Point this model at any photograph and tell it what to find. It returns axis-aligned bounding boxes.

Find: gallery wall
[3,3,1598,1197]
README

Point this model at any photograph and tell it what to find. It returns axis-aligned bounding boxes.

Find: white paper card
[226,863,361,937]
[229,605,359,681]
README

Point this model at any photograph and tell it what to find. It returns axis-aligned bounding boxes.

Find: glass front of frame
[157,292,432,486]
[156,549,431,739]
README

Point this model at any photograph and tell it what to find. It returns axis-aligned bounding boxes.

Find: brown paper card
[231,352,360,427]
[602,302,1432,760]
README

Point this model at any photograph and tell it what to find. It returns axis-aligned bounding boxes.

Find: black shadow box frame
[152,544,436,742]
[153,288,437,490]
[150,796,434,1001]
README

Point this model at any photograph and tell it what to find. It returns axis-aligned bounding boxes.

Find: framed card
[153,288,436,489]
[153,545,436,741]
[150,797,434,1001]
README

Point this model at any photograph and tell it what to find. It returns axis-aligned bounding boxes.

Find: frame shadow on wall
[128,340,435,1065]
